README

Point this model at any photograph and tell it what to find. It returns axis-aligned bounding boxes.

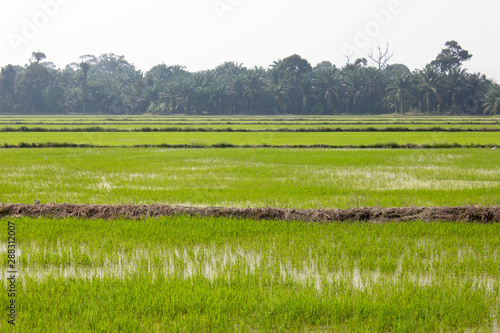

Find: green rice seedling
[0,148,498,208]
[0,216,498,331]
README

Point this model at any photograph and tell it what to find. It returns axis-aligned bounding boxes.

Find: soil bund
[1,126,499,132]
[1,204,499,223]
[3,143,497,149]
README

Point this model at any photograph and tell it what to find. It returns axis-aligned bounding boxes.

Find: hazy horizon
[1,0,499,81]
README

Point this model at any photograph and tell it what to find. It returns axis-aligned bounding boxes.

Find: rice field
[0,115,498,148]
[1,148,499,208]
[1,131,499,147]
[1,216,499,332]
[1,115,499,332]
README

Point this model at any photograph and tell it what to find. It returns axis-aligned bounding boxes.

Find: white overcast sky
[0,0,499,81]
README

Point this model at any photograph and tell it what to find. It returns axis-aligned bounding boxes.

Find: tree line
[1,41,499,116]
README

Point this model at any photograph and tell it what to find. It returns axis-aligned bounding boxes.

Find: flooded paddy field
[1,216,499,331]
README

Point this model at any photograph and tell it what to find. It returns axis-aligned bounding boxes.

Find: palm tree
[466,73,491,114]
[188,73,208,114]
[291,76,315,114]
[169,65,187,79]
[483,97,500,115]
[362,68,384,100]
[216,62,246,76]
[342,69,363,114]
[444,68,469,112]
[119,85,137,114]
[266,68,288,114]
[143,83,162,104]
[270,59,282,69]
[207,78,230,114]
[415,66,443,112]
[243,70,266,114]
[483,87,500,115]
[313,68,342,114]
[175,81,194,114]
[148,64,170,84]
[161,84,178,113]
[386,74,413,115]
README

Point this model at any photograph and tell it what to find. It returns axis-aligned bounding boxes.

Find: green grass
[0,131,499,147]
[1,216,499,332]
[1,148,498,208]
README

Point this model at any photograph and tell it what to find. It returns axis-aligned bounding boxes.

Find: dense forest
[1,41,499,116]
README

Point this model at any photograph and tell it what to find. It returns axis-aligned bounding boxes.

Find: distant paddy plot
[0,131,499,147]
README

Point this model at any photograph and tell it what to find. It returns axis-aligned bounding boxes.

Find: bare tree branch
[344,50,354,65]
[368,43,394,70]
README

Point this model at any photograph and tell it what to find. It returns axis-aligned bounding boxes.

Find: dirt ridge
[1,204,499,223]
[3,142,498,149]
[2,126,499,132]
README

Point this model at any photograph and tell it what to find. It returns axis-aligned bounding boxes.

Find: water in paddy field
[1,243,498,290]
[0,241,499,330]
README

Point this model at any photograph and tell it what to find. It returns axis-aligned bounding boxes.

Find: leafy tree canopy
[431,40,473,73]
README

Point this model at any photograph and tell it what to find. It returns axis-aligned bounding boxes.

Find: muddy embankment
[1,204,499,223]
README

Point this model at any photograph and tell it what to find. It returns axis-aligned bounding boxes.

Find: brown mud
[2,142,497,149]
[1,121,499,127]
[1,204,499,223]
[1,126,499,132]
